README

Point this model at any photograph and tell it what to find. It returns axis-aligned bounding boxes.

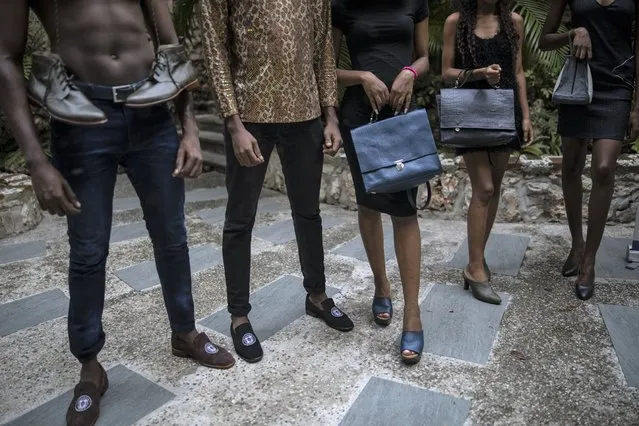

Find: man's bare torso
[30,0,155,85]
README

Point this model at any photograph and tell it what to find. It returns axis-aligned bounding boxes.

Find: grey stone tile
[113,187,227,212]
[420,284,510,365]
[4,364,174,426]
[339,377,470,426]
[331,224,395,262]
[199,275,339,340]
[185,187,227,203]
[0,240,47,265]
[112,196,140,212]
[115,244,222,291]
[596,237,639,281]
[196,206,226,226]
[253,215,345,245]
[110,222,148,244]
[447,233,530,277]
[599,304,639,387]
[195,196,287,227]
[0,290,68,337]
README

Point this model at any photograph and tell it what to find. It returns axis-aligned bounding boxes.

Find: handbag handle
[369,109,410,124]
[455,68,500,89]
[454,69,473,88]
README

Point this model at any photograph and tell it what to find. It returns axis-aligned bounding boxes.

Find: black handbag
[437,69,517,149]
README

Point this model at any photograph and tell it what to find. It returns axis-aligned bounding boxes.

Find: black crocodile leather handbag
[436,69,517,149]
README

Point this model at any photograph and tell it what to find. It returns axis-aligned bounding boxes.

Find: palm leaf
[512,0,568,73]
[172,0,199,39]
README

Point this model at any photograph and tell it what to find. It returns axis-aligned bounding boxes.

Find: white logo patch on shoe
[330,307,343,317]
[204,342,218,354]
[75,395,92,412]
[242,333,256,346]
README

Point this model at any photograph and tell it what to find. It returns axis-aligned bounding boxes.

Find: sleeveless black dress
[454,28,523,154]
[559,0,635,141]
[332,0,429,217]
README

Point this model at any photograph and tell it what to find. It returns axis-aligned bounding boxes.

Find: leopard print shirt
[200,0,338,123]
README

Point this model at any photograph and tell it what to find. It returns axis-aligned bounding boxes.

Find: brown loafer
[66,364,109,426]
[171,332,235,369]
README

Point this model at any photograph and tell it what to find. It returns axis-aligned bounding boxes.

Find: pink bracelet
[402,66,418,79]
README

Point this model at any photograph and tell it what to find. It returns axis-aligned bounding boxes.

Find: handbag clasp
[395,160,405,171]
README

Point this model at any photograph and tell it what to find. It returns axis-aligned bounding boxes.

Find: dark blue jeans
[51,99,195,363]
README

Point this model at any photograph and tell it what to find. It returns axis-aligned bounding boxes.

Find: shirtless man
[0,1,234,424]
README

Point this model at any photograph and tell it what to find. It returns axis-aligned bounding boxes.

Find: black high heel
[463,270,501,305]
[483,259,492,281]
[574,267,595,300]
[562,247,583,277]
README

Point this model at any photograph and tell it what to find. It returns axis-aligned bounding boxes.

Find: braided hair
[455,0,519,68]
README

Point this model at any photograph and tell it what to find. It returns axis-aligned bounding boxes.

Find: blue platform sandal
[400,330,424,365]
[372,297,393,326]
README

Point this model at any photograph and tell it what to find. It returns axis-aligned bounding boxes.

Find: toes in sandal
[372,297,393,326]
[305,295,354,332]
[66,364,109,426]
[230,322,263,363]
[400,330,424,365]
[172,332,235,369]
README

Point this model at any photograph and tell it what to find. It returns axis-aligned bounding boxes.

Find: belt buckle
[111,84,132,103]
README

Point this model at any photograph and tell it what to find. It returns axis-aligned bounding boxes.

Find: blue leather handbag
[350,108,442,194]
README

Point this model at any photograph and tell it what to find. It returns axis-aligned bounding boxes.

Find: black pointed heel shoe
[574,268,595,301]
[463,271,501,305]
[562,247,583,277]
[483,259,492,281]
[372,297,393,326]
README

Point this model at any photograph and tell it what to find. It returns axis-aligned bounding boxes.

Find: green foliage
[0,12,50,173]
[172,0,200,39]
[427,0,567,74]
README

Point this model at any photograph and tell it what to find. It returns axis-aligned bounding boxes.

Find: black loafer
[230,322,263,363]
[305,295,354,332]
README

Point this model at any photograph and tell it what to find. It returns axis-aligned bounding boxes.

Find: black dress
[454,28,523,155]
[559,0,635,141]
[332,0,429,217]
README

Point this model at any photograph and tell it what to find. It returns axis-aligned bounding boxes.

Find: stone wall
[264,153,639,224]
[0,173,42,238]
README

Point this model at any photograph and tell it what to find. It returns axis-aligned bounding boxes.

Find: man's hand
[361,72,389,115]
[173,131,204,179]
[522,118,534,147]
[29,160,81,216]
[323,119,342,156]
[230,125,264,167]
[389,69,415,115]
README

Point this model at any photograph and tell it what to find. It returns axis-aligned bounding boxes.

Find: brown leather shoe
[171,332,235,369]
[27,53,107,126]
[124,44,199,108]
[66,364,109,426]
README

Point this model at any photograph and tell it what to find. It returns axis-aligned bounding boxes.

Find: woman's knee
[591,161,616,185]
[390,214,418,228]
[472,181,495,204]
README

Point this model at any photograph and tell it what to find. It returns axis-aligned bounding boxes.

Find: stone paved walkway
[0,172,638,425]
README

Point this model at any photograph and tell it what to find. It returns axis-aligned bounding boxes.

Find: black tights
[561,138,622,280]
